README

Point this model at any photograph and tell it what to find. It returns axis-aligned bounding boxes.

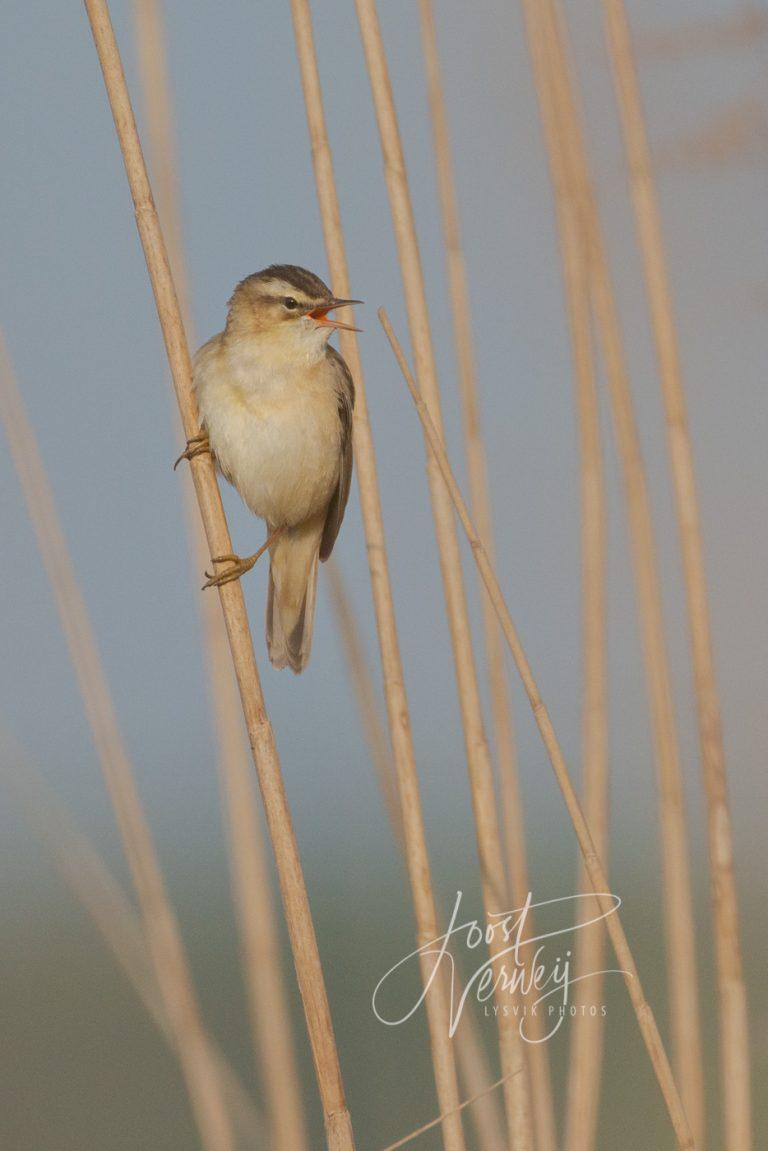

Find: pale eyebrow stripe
[264,291,313,305]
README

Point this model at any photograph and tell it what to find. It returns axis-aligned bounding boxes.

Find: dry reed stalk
[3,751,265,1149]
[562,235,609,1151]
[378,1069,520,1151]
[326,560,507,1151]
[288,5,466,1147]
[415,6,558,1147]
[510,5,610,1148]
[326,560,402,846]
[131,5,309,1147]
[131,0,191,324]
[518,1,706,1139]
[555,127,609,1151]
[82,4,354,1147]
[510,9,611,1142]
[450,1001,507,1151]
[353,3,533,1144]
[0,333,236,1151]
[380,308,698,1151]
[601,4,752,1146]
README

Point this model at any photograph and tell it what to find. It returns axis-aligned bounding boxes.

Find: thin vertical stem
[326,561,507,1151]
[131,0,190,323]
[507,4,609,1147]
[601,5,751,1147]
[82,4,354,1147]
[518,1,705,1140]
[380,307,697,1151]
[131,5,309,1147]
[3,752,265,1149]
[325,561,402,850]
[0,334,236,1151]
[353,3,534,1145]
[451,1003,508,1151]
[564,252,609,1151]
[288,5,466,1148]
[416,5,558,1147]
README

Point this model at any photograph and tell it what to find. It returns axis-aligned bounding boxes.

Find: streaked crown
[229,264,333,315]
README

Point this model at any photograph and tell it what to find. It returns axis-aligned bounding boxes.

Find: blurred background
[0,1,765,1148]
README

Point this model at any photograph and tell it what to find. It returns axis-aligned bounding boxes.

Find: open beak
[308,298,363,332]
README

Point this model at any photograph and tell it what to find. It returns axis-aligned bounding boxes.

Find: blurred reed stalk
[326,561,403,847]
[326,559,507,1151]
[634,7,768,60]
[600,3,752,1146]
[510,6,610,1143]
[378,1070,519,1151]
[448,1003,508,1151]
[288,4,466,1147]
[379,307,697,1151]
[518,1,705,1140]
[3,749,265,1149]
[131,4,309,1148]
[0,332,236,1151]
[563,204,608,1151]
[353,3,534,1145]
[415,5,558,1148]
[83,4,355,1147]
[653,102,768,172]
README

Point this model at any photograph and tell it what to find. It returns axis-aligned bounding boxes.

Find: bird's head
[225,264,361,359]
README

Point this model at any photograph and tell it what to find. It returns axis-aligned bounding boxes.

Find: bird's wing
[320,346,355,561]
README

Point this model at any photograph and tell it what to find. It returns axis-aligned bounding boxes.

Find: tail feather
[266,567,288,670]
[266,518,322,674]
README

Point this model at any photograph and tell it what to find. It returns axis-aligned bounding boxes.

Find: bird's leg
[173,431,211,471]
[202,526,285,590]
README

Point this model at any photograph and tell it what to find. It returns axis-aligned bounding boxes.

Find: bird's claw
[201,528,284,590]
[174,433,211,471]
[202,552,260,590]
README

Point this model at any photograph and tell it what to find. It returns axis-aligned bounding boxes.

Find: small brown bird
[184,265,359,673]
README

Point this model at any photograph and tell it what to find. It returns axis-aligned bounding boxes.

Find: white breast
[194,334,342,527]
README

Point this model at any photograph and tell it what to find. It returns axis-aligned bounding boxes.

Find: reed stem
[415,5,558,1147]
[0,332,236,1151]
[378,1070,520,1151]
[561,207,609,1151]
[83,4,354,1146]
[353,3,534,1144]
[3,751,265,1149]
[600,4,751,1145]
[504,4,609,1147]
[289,4,466,1146]
[326,560,507,1151]
[131,5,309,1146]
[326,560,402,850]
[513,11,611,1141]
[380,307,697,1151]
[518,1,705,1139]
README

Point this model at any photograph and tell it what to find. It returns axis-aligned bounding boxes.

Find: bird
[179,264,359,674]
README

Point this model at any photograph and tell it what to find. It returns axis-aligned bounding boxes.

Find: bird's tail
[266,516,323,674]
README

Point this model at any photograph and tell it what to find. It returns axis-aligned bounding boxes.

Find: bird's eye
[283,297,299,310]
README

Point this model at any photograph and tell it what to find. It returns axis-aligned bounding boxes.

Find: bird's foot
[202,552,259,589]
[202,527,284,590]
[174,432,211,470]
